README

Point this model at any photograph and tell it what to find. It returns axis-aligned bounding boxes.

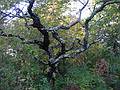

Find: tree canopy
[0,0,120,90]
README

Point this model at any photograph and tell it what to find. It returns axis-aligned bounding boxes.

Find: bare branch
[52,40,98,64]
[22,39,43,47]
[83,0,120,49]
[33,56,48,65]
[27,0,50,54]
[0,31,25,41]
[42,0,89,32]
[0,31,44,48]
[52,31,66,58]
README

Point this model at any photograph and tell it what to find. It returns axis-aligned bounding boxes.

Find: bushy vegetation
[1,44,120,90]
[0,0,120,90]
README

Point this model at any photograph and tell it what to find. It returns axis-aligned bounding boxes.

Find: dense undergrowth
[0,43,120,90]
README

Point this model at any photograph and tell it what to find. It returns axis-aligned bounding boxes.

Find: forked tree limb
[27,0,50,56]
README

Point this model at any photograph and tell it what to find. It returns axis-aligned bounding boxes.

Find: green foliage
[0,51,51,90]
[55,64,108,90]
[0,0,120,90]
